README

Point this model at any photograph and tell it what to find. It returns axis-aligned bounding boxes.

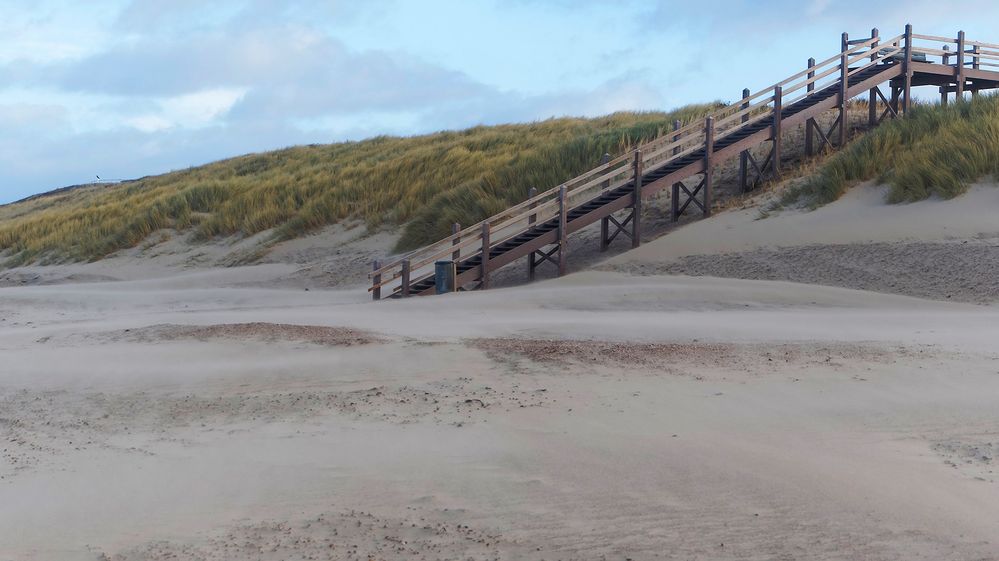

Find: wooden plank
[909,61,956,76]
[963,67,999,81]
[912,32,958,43]
[451,223,461,261]
[371,260,381,301]
[712,94,774,130]
[965,39,999,50]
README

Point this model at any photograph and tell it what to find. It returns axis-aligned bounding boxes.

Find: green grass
[779,94,999,209]
[0,106,719,266]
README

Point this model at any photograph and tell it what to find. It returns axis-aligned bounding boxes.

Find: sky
[2,0,999,204]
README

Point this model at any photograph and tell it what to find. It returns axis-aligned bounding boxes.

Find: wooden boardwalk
[369,26,999,299]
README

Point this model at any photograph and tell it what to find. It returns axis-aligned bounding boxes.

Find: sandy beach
[2,183,999,560]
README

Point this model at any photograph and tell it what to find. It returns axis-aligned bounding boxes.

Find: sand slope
[604,183,999,303]
[2,184,999,560]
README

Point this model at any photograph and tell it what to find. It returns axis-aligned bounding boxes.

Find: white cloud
[161,87,246,126]
[125,114,172,133]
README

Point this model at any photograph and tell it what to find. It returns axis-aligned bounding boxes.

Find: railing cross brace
[743,149,771,189]
[807,117,838,154]
[875,87,898,123]
[671,175,707,220]
[530,245,562,268]
[601,211,634,248]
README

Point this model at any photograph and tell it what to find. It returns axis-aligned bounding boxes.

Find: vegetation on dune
[0,106,719,266]
[780,94,999,209]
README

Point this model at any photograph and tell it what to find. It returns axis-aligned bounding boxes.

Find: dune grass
[779,94,999,209]
[0,106,720,266]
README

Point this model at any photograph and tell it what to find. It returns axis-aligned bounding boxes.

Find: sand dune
[2,185,999,560]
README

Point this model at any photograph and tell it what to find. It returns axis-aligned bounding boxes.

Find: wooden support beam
[557,185,568,276]
[839,32,849,146]
[739,88,750,192]
[703,117,714,217]
[878,86,898,123]
[805,57,816,157]
[956,30,965,99]
[479,223,490,289]
[942,45,951,106]
[903,24,914,114]
[670,182,679,222]
[631,149,642,248]
[451,222,461,261]
[869,28,879,127]
[401,259,411,297]
[772,86,782,181]
[371,260,381,301]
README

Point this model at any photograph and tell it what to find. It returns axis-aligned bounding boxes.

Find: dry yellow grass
[0,107,719,266]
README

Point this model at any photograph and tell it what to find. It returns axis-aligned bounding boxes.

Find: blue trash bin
[435,260,457,294]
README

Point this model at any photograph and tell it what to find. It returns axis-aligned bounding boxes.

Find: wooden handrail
[912,33,958,43]
[966,39,999,50]
[711,95,775,130]
[370,151,632,278]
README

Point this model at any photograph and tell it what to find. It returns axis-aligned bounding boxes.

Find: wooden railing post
[941,45,950,106]
[479,223,491,289]
[839,32,849,146]
[805,57,816,156]
[956,30,966,100]
[557,185,568,276]
[527,187,538,279]
[400,259,411,297]
[451,222,461,261]
[739,88,750,192]
[631,149,643,248]
[670,120,681,221]
[772,86,782,181]
[972,44,981,97]
[903,24,914,113]
[598,153,612,252]
[869,28,879,128]
[703,117,714,217]
[371,260,381,301]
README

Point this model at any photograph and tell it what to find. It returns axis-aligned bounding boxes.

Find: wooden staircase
[369,26,999,299]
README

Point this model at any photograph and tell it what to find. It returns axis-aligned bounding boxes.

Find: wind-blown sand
[605,183,999,302]
[2,183,999,560]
